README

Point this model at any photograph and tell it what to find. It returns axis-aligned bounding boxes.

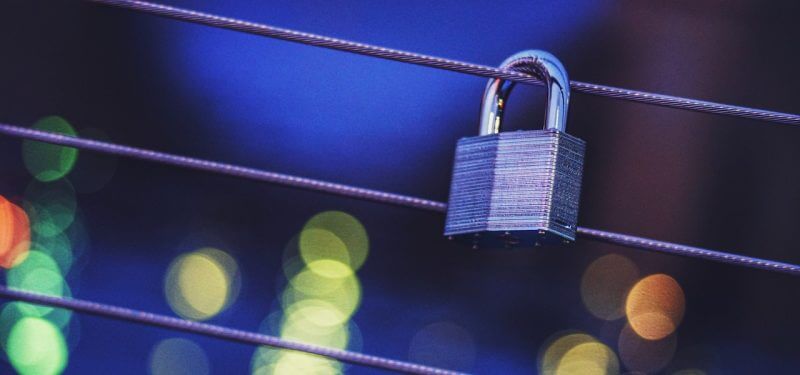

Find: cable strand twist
[83,0,800,126]
[0,286,465,375]
[1,122,797,276]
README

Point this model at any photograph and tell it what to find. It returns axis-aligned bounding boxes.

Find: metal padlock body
[444,50,586,248]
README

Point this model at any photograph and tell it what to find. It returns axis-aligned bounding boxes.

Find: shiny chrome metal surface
[446,50,585,247]
[479,50,570,135]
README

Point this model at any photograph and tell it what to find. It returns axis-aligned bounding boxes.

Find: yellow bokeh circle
[557,341,619,375]
[580,254,639,320]
[165,248,240,321]
[299,229,350,273]
[281,298,350,328]
[539,332,619,375]
[281,272,362,321]
[300,211,368,272]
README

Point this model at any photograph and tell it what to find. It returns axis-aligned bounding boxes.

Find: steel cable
[3,2,797,372]
[1,122,798,276]
[0,286,466,375]
[83,0,800,126]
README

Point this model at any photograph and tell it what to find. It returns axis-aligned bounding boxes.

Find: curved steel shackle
[479,50,570,136]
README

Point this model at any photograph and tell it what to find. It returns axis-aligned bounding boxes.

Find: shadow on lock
[444,50,586,249]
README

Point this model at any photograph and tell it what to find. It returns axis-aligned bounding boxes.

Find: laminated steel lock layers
[444,50,586,248]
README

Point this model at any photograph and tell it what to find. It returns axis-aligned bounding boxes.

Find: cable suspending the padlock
[443,50,586,247]
[1,122,798,276]
[0,286,465,375]
[2,2,797,373]
[83,0,800,126]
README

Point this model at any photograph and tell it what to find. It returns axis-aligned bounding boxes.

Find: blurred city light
[22,116,78,183]
[281,271,362,323]
[24,179,77,238]
[31,230,74,275]
[299,229,351,274]
[252,211,368,374]
[0,303,26,352]
[301,211,368,272]
[5,250,74,329]
[539,332,619,375]
[0,195,31,268]
[149,338,210,375]
[165,247,241,321]
[580,254,640,320]
[557,340,619,375]
[3,137,84,373]
[625,274,685,340]
[5,317,68,375]
[263,351,341,375]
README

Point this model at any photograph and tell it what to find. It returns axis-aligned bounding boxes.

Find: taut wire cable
[1,122,799,276]
[3,2,796,372]
[84,0,800,126]
[0,286,465,375]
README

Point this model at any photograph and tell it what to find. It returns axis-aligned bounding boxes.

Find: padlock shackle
[479,50,570,135]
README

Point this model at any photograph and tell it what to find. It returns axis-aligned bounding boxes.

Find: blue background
[1,0,800,374]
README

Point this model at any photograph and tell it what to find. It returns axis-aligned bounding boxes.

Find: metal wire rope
[1,122,797,276]
[3,1,798,373]
[84,0,800,126]
[0,286,466,375]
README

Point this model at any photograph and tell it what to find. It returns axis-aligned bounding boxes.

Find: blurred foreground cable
[83,0,800,126]
[0,286,466,375]
[1,122,799,276]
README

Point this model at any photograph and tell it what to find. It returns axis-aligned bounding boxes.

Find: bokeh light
[300,211,369,272]
[625,274,686,340]
[61,213,90,275]
[251,346,282,374]
[618,323,677,373]
[581,254,640,321]
[259,351,342,375]
[0,303,27,352]
[281,313,350,349]
[281,270,362,323]
[558,341,619,375]
[3,116,86,374]
[253,211,369,373]
[68,128,117,194]
[149,338,210,375]
[7,251,61,287]
[22,116,78,182]
[539,332,619,375]
[250,314,363,375]
[32,230,74,274]
[299,229,351,274]
[251,320,362,375]
[251,323,350,374]
[287,262,352,296]
[24,179,77,238]
[165,247,240,321]
[5,317,68,375]
[16,268,67,313]
[7,262,74,330]
[0,195,31,268]
[408,321,476,372]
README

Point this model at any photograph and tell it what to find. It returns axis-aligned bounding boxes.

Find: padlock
[444,50,585,248]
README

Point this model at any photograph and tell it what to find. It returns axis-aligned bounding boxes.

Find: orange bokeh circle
[0,195,31,269]
[625,274,685,340]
